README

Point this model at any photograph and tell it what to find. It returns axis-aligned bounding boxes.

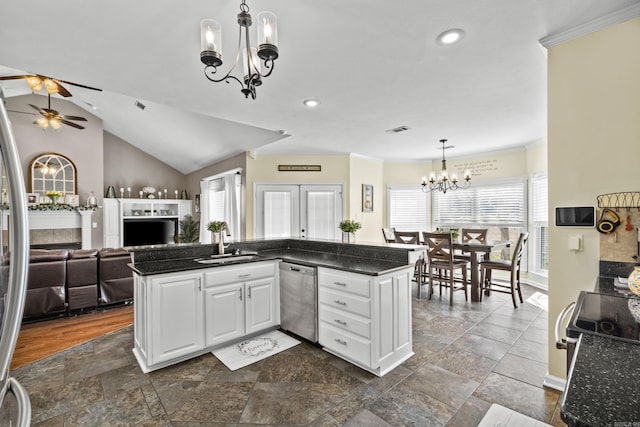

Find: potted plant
[339,219,361,243]
[207,221,227,243]
[178,215,200,243]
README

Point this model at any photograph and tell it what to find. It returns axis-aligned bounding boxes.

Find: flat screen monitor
[555,206,595,227]
[123,218,177,246]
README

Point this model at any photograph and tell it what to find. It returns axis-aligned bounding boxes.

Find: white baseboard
[543,372,566,391]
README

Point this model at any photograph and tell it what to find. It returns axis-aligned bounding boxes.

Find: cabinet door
[103,199,121,247]
[150,272,203,365]
[204,283,244,347]
[245,277,277,335]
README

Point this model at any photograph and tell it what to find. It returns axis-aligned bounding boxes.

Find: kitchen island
[129,239,418,376]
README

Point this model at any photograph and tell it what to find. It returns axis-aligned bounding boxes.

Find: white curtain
[224,173,241,241]
[198,170,242,243]
[199,179,211,243]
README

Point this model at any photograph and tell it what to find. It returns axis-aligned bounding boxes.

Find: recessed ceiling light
[303,99,320,108]
[436,29,465,46]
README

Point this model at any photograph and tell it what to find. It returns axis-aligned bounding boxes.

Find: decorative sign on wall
[278,165,322,172]
[454,159,499,177]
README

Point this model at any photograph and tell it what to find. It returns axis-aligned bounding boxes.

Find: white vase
[342,232,354,243]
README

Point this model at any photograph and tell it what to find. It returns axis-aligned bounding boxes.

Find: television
[555,206,595,227]
[123,218,177,246]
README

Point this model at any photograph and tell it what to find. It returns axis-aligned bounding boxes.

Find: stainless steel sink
[194,254,260,264]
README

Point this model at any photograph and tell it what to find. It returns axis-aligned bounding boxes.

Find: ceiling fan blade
[7,110,36,116]
[51,81,72,97]
[28,104,46,115]
[60,115,87,121]
[59,119,85,129]
[0,75,29,81]
[57,79,102,92]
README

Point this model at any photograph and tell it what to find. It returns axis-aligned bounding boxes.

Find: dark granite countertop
[130,247,413,277]
[561,333,640,427]
[257,248,412,275]
[129,254,281,276]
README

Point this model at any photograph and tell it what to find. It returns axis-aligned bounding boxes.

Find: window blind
[433,178,526,226]
[531,174,548,223]
[388,187,428,231]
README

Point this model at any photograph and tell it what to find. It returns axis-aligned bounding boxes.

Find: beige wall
[104,131,186,200]
[547,17,640,380]
[348,155,384,243]
[7,94,105,247]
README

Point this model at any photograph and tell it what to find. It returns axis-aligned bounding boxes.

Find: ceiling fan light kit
[200,0,279,99]
[29,94,88,130]
[421,139,471,194]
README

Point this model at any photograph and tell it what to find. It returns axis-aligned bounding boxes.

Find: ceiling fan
[9,94,88,129]
[0,73,101,97]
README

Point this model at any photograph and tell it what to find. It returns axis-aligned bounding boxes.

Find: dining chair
[454,228,488,262]
[423,232,468,305]
[394,231,421,244]
[382,227,396,243]
[413,256,428,299]
[479,232,529,308]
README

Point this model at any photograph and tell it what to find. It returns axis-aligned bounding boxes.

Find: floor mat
[526,291,548,311]
[478,403,551,426]
[212,329,300,371]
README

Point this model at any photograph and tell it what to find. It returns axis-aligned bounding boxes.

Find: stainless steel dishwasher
[279,262,318,342]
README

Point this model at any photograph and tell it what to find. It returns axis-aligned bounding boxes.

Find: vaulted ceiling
[1,1,638,174]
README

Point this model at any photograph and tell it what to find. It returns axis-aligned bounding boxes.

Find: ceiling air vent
[385,125,410,134]
[134,100,146,110]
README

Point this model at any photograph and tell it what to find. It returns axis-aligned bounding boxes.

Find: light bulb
[50,118,61,129]
[43,78,59,94]
[26,76,42,92]
[37,117,49,128]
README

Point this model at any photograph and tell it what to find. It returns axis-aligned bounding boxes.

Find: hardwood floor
[10,305,134,370]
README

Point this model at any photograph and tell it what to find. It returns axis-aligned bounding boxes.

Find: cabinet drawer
[319,288,370,318]
[319,269,370,297]
[205,262,275,287]
[319,305,371,339]
[320,323,371,369]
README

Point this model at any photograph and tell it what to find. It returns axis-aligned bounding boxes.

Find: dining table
[452,239,511,302]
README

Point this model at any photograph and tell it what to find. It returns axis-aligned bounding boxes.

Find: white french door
[255,184,343,240]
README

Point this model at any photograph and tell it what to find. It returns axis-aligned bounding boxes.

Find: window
[432,178,527,262]
[387,185,429,232]
[531,173,548,275]
[199,170,242,243]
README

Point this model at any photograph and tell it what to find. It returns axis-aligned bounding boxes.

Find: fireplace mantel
[3,209,95,249]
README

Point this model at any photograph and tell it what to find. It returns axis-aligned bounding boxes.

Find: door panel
[255,184,342,240]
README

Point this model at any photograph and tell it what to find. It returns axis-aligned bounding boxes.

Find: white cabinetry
[318,266,413,376]
[204,262,279,347]
[103,198,192,247]
[133,260,279,373]
[133,270,204,372]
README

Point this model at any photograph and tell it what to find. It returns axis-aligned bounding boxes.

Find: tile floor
[12,283,567,426]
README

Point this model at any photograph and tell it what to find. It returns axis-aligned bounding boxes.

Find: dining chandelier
[199,0,279,100]
[421,139,471,194]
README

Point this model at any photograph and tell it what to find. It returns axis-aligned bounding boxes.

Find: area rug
[478,404,551,426]
[526,291,548,312]
[212,330,300,371]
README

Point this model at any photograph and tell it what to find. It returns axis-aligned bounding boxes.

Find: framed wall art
[26,193,38,206]
[362,184,373,212]
[66,194,80,207]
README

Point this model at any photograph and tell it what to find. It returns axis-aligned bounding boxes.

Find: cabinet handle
[198,277,202,291]
[333,300,347,306]
[334,281,347,287]
[334,338,347,346]
[239,288,243,301]
[248,287,252,298]
[334,319,347,326]
[238,274,251,279]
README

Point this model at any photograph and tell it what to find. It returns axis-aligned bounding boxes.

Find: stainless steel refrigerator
[0,92,32,425]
